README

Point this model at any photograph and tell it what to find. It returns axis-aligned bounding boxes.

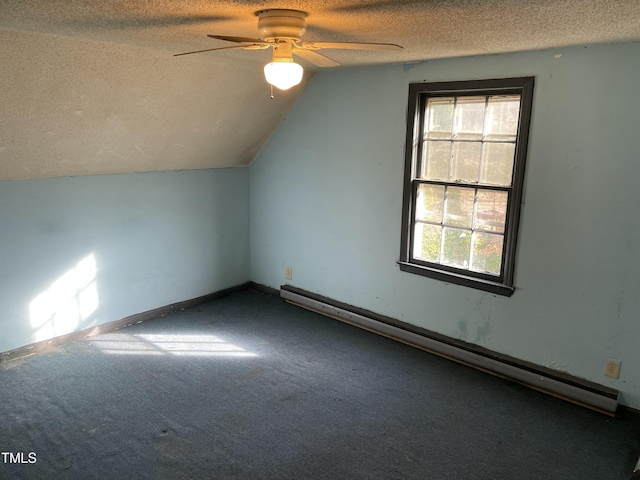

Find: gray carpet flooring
[1,288,639,479]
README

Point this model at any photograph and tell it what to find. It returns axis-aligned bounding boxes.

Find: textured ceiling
[3,0,640,64]
[1,1,639,181]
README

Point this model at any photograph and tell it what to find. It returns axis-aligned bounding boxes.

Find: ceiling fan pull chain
[270,83,274,99]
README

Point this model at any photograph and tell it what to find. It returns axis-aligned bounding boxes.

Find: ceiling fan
[175,9,402,91]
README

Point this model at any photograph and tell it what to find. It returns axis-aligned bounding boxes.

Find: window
[399,77,534,296]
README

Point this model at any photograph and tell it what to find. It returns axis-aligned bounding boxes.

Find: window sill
[397,261,515,297]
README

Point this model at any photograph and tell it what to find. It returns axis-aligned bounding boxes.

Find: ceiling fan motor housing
[256,9,307,42]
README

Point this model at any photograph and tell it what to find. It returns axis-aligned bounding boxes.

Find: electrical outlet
[285,266,292,280]
[604,359,620,379]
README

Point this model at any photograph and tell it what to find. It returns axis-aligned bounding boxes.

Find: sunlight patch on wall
[90,333,257,357]
[29,254,99,342]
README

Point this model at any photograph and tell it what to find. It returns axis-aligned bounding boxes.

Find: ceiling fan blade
[174,44,267,57]
[301,41,402,51]
[293,48,340,67]
[208,35,268,44]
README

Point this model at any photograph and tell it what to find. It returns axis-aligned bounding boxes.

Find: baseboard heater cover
[280,287,619,415]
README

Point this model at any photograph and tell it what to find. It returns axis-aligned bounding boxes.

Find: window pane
[444,186,474,228]
[442,227,471,269]
[425,98,454,140]
[452,97,485,140]
[474,190,508,233]
[402,78,533,293]
[451,142,481,183]
[471,231,504,275]
[480,143,515,186]
[484,95,520,142]
[413,223,442,263]
[421,141,450,180]
[416,184,445,223]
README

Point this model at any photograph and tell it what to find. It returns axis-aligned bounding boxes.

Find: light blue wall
[0,168,249,352]
[250,43,640,408]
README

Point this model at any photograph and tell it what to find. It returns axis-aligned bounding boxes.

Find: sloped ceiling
[1,0,639,181]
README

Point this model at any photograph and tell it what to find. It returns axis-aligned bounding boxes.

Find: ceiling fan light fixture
[175,9,403,95]
[263,59,303,90]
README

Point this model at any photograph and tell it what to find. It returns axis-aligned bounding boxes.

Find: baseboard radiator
[280,286,619,415]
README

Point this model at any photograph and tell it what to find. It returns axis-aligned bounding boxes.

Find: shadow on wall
[28,253,100,343]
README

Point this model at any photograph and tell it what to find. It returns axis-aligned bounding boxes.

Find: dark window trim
[399,77,534,296]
